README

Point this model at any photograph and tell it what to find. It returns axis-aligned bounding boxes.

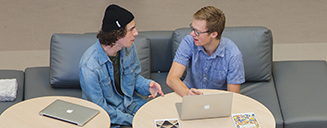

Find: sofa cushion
[172,27,272,82]
[134,35,151,79]
[50,33,150,88]
[139,31,173,73]
[50,34,96,88]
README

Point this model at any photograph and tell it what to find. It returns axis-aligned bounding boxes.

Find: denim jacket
[79,40,151,127]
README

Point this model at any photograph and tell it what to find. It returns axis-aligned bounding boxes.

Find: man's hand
[187,88,203,96]
[149,81,164,98]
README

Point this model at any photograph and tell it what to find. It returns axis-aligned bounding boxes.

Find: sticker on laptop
[154,118,181,128]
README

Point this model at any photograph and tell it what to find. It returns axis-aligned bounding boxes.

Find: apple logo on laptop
[204,104,210,110]
[66,109,74,114]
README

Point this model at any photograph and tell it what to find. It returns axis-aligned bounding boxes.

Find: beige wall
[0,0,327,70]
[2,0,327,51]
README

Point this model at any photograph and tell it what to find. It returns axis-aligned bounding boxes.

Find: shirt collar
[197,37,226,58]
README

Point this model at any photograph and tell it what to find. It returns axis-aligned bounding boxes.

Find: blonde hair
[193,6,225,39]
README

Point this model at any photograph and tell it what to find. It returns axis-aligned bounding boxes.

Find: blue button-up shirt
[79,40,151,127]
[174,35,245,90]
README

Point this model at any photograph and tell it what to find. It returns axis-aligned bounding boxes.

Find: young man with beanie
[79,4,164,127]
[166,6,245,97]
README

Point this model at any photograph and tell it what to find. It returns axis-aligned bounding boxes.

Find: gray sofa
[1,26,327,128]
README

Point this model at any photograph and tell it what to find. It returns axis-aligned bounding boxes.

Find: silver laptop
[175,92,233,120]
[39,99,100,126]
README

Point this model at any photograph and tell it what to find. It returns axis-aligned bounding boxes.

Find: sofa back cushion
[139,31,173,73]
[172,26,272,82]
[50,33,150,88]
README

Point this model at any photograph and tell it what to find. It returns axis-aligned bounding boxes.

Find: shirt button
[204,77,207,80]
[131,70,133,72]
[205,68,207,70]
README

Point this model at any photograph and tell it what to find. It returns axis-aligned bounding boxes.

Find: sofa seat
[240,77,283,128]
[273,60,327,128]
[24,67,81,100]
[151,72,172,94]
[0,70,24,114]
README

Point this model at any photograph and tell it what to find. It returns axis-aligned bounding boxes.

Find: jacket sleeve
[135,73,151,96]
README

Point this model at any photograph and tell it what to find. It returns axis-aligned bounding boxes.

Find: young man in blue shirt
[79,4,164,127]
[166,6,245,97]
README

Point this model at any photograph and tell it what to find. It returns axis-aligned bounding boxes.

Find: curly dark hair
[96,27,127,46]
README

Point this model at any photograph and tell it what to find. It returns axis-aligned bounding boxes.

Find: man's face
[116,20,138,48]
[190,19,213,47]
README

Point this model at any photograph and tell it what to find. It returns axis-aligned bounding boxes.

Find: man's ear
[210,31,218,38]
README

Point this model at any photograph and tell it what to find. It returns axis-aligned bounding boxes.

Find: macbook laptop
[175,92,233,120]
[39,99,100,126]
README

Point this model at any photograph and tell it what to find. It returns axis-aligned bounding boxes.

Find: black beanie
[101,4,134,32]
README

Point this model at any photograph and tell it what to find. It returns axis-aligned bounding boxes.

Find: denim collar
[95,40,111,65]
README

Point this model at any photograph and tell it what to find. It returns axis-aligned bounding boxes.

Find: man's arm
[226,52,244,94]
[166,62,192,97]
[227,84,240,93]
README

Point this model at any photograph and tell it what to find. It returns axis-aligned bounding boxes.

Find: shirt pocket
[123,64,136,87]
[99,76,113,98]
[211,68,227,85]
